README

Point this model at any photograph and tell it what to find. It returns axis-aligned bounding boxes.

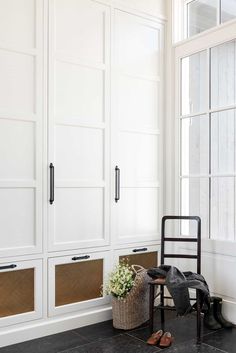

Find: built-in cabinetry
[116,245,159,268]
[0,0,43,258]
[48,251,110,316]
[0,260,42,327]
[0,0,165,346]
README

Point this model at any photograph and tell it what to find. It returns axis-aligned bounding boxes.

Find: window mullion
[208,47,211,240]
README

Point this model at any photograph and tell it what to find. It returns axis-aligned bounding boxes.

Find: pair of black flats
[204,296,234,330]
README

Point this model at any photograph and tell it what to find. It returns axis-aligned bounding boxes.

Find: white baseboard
[0,305,112,348]
[222,299,236,325]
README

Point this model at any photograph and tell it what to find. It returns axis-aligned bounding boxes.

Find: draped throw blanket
[147,265,210,316]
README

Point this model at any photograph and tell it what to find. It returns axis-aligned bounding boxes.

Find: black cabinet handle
[115,166,120,202]
[49,163,54,204]
[132,248,148,253]
[72,255,90,261]
[0,264,17,270]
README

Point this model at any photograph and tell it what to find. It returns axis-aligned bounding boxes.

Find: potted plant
[105,262,150,330]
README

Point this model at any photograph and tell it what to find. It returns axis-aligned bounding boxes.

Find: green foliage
[105,261,135,300]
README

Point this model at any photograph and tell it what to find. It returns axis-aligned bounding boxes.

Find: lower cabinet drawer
[0,259,42,327]
[115,245,160,269]
[48,251,110,316]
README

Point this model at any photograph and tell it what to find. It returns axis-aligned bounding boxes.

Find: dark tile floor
[0,312,235,353]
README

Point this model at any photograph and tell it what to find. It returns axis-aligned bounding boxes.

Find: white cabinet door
[0,0,43,256]
[48,0,110,251]
[0,259,42,327]
[112,11,163,244]
[48,251,110,316]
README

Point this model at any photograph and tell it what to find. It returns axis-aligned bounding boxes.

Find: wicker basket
[112,265,150,330]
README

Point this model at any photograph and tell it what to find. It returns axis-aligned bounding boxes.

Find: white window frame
[184,0,221,38]
[176,0,236,42]
[174,19,236,257]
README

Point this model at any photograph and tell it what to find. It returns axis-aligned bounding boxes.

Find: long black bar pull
[115,166,120,202]
[49,163,54,205]
[132,248,148,253]
[0,264,17,270]
[72,255,90,261]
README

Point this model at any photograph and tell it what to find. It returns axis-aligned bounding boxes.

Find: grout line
[58,333,125,353]
[124,333,161,352]
[203,342,229,353]
[202,328,225,338]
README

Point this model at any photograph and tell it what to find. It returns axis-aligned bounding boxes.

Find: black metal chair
[149,215,202,344]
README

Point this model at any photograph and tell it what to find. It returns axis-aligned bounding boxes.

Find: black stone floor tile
[62,334,161,353]
[161,339,227,353]
[73,312,177,344]
[203,328,236,353]
[0,330,89,353]
[73,319,122,342]
[128,314,217,344]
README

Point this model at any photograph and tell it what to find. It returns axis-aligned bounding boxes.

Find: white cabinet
[0,0,164,338]
[47,2,163,252]
[111,11,163,245]
[48,251,110,317]
[0,0,43,257]
[48,0,110,251]
[0,259,42,327]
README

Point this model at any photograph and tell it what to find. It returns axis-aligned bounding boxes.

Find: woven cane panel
[0,268,34,318]
[55,259,103,307]
[120,251,158,269]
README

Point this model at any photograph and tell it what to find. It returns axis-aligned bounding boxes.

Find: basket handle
[131,264,145,274]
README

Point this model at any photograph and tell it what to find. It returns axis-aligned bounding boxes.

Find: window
[180,40,236,241]
[185,0,236,38]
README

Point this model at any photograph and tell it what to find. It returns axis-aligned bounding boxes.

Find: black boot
[204,300,222,330]
[212,296,234,328]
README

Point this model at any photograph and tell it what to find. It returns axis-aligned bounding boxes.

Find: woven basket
[112,265,150,330]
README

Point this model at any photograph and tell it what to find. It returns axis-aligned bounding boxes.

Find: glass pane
[221,0,236,22]
[211,40,236,109]
[55,260,103,307]
[211,110,236,174]
[187,0,218,37]
[119,252,158,268]
[211,177,235,241]
[182,51,207,116]
[0,269,34,317]
[181,178,209,237]
[181,115,209,175]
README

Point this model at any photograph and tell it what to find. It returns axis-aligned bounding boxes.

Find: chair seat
[150,277,166,285]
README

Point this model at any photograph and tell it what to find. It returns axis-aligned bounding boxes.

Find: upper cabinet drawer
[0,259,42,327]
[48,251,110,317]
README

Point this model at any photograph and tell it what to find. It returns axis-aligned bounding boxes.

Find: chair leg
[149,284,155,333]
[196,289,201,344]
[160,285,165,331]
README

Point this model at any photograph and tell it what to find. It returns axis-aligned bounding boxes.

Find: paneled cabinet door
[48,252,110,316]
[0,259,42,327]
[112,10,164,245]
[0,0,43,256]
[114,245,160,269]
[48,0,110,251]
